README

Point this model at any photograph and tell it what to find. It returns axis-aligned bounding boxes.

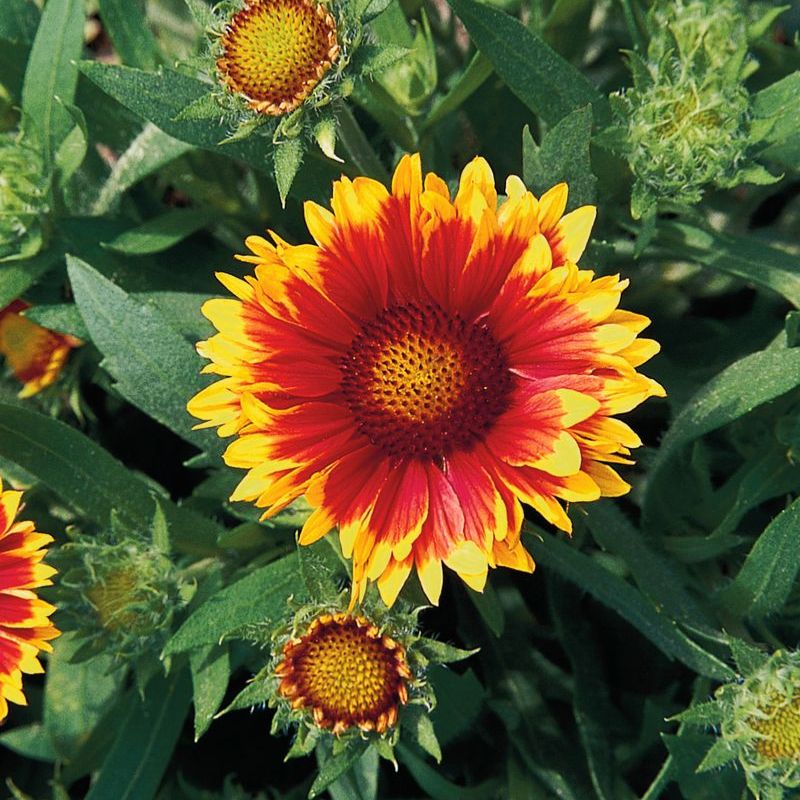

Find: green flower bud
[54,536,188,663]
[613,0,776,217]
[682,647,800,799]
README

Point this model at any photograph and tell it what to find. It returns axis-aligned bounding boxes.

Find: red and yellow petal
[0,479,59,722]
[0,301,81,397]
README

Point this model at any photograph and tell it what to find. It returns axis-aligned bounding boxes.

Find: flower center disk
[276,614,410,733]
[340,302,513,460]
[749,694,800,760]
[216,0,339,116]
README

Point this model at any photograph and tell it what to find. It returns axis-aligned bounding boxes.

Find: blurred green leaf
[429,667,485,747]
[165,553,307,654]
[97,0,160,70]
[92,123,192,214]
[67,254,220,454]
[584,502,712,627]
[753,71,800,169]
[0,403,221,554]
[717,496,800,620]
[645,342,800,526]
[0,724,57,762]
[447,0,610,126]
[0,0,39,43]
[467,581,504,636]
[424,52,493,131]
[0,244,64,308]
[189,643,230,741]
[657,222,800,308]
[102,209,216,255]
[397,743,502,800]
[549,581,630,800]
[54,101,87,187]
[43,633,120,761]
[530,531,735,680]
[85,669,192,800]
[21,0,84,165]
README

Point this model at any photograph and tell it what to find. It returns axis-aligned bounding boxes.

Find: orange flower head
[0,479,60,723]
[0,301,81,398]
[216,0,340,116]
[275,612,410,734]
[189,154,665,607]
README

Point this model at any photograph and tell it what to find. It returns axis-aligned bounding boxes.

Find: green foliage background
[1,0,800,798]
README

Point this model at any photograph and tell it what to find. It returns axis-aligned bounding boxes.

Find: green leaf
[274,138,304,207]
[415,637,478,664]
[447,0,610,127]
[670,701,725,727]
[403,705,442,763]
[327,746,379,800]
[21,0,84,166]
[0,403,221,555]
[644,342,800,526]
[0,244,64,308]
[0,725,58,762]
[522,107,597,208]
[717,497,800,620]
[728,637,769,676]
[85,669,192,800]
[164,553,308,654]
[97,0,160,70]
[467,581,504,636]
[43,633,120,761]
[657,221,800,308]
[549,581,622,800]
[0,0,39,43]
[530,531,735,680]
[753,71,800,169]
[584,502,712,628]
[220,664,273,714]
[397,743,502,800]
[189,644,230,740]
[695,738,738,772]
[76,62,273,173]
[92,124,192,214]
[298,537,346,599]
[67,254,220,454]
[102,209,215,255]
[309,742,368,799]
[54,101,87,187]
[184,0,216,28]
[423,52,493,131]
[429,667,485,747]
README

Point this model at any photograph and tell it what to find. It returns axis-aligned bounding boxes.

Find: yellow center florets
[276,613,411,734]
[749,694,800,760]
[86,568,146,634]
[216,0,340,116]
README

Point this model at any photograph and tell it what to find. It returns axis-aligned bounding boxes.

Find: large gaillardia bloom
[0,480,59,722]
[0,301,81,397]
[189,155,664,606]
